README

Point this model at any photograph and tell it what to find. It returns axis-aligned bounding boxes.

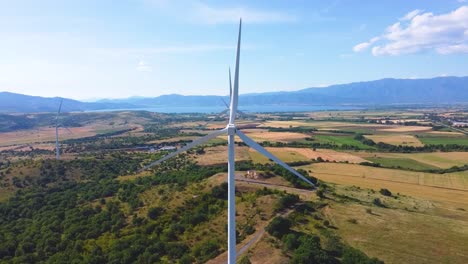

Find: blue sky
[1,0,467,100]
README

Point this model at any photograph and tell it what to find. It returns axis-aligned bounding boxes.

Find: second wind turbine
[140,19,315,264]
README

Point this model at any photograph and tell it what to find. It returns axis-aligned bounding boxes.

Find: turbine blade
[236,130,315,187]
[56,98,63,123]
[229,67,232,103]
[140,128,227,171]
[64,127,73,135]
[55,98,63,160]
[57,98,63,115]
[229,19,241,125]
[222,98,230,109]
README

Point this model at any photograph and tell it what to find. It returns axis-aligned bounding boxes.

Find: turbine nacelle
[226,124,236,135]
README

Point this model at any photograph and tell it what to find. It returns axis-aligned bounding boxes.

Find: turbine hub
[226,124,236,135]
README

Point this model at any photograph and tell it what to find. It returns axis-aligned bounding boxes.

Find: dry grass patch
[0,123,133,146]
[379,126,432,132]
[249,147,367,164]
[244,130,309,143]
[427,131,465,136]
[365,134,424,147]
[325,202,468,264]
[147,136,199,144]
[194,145,251,165]
[299,163,468,208]
[246,235,288,264]
[259,120,312,128]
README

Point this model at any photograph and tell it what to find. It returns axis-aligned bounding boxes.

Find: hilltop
[1,76,468,113]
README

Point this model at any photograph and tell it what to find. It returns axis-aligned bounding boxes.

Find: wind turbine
[140,19,315,264]
[55,99,63,160]
[219,68,247,118]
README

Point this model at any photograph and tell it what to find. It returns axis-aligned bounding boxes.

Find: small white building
[159,146,177,151]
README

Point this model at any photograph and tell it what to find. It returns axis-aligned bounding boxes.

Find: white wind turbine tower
[141,19,315,264]
[55,99,63,160]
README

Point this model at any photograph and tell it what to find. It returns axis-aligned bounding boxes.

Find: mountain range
[1,76,467,113]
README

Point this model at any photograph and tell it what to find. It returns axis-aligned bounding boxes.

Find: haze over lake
[89,105,362,114]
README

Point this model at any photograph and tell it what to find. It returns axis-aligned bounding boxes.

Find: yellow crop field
[299,163,468,208]
[378,126,432,132]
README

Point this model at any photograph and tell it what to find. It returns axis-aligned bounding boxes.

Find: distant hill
[0,92,137,113]
[1,76,467,112]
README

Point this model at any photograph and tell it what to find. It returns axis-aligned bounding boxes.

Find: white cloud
[400,9,423,21]
[353,6,468,56]
[193,3,296,24]
[136,60,152,72]
[353,37,379,52]
[436,44,468,54]
[458,0,467,3]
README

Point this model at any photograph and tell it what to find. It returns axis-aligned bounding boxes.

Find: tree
[316,189,325,199]
[266,217,291,238]
[147,207,163,220]
[342,247,384,264]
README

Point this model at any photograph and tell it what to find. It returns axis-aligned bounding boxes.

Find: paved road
[434,121,468,135]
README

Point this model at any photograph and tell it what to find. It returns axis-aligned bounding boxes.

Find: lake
[90,105,362,114]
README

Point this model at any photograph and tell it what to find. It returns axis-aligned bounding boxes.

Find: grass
[366,157,439,171]
[365,134,423,147]
[313,134,374,149]
[356,152,468,169]
[419,136,468,146]
[325,201,468,264]
[0,189,14,202]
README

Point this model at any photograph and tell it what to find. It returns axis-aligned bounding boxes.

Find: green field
[419,136,468,146]
[314,134,374,149]
[366,157,440,171]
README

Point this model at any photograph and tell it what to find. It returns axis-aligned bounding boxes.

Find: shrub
[316,189,325,199]
[192,239,220,263]
[238,255,252,264]
[283,233,300,251]
[373,198,385,207]
[275,194,299,211]
[342,247,384,264]
[379,188,392,196]
[211,182,228,199]
[147,207,163,220]
[266,217,291,238]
